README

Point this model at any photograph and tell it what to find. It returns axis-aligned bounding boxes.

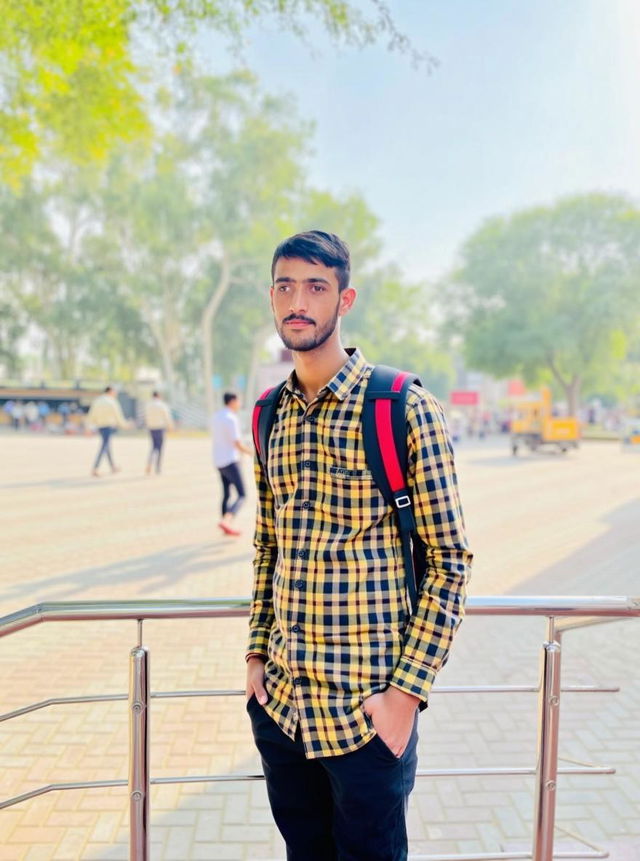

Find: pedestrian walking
[211,392,252,536]
[2,400,16,428]
[10,401,23,430]
[86,386,129,477]
[245,231,473,861]
[24,401,39,430]
[144,391,174,475]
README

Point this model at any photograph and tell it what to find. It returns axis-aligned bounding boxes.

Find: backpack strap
[252,382,287,470]
[363,365,422,612]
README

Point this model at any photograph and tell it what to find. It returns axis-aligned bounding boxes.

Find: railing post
[129,645,150,860]
[532,623,562,861]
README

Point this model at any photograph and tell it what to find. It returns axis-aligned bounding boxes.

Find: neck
[292,335,349,403]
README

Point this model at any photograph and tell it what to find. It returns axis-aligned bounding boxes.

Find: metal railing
[1,595,638,861]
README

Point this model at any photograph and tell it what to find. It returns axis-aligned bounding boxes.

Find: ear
[338,287,357,317]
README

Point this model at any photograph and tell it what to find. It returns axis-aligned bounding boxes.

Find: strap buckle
[394,494,411,509]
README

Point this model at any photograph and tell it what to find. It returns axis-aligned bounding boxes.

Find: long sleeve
[390,392,472,703]
[247,456,277,658]
[113,399,128,429]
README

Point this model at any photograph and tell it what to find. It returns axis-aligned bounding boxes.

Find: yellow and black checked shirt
[248,349,472,759]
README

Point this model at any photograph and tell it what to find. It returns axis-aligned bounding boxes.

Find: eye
[310,283,326,293]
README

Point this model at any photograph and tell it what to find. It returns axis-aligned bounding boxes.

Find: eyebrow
[274,276,331,284]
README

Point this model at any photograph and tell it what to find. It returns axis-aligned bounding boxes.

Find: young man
[87,386,130,477]
[144,391,175,475]
[212,392,253,536]
[246,231,473,861]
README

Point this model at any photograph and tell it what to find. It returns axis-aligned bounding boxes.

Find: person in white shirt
[211,391,252,536]
[86,386,130,477]
[144,391,175,475]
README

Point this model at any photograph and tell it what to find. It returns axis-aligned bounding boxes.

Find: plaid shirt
[248,349,472,758]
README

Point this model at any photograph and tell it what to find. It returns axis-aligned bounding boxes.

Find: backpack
[252,365,426,613]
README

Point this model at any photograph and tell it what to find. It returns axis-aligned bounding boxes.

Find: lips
[285,320,313,328]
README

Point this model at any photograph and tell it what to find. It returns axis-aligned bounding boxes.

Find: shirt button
[293,677,303,686]
[302,501,311,510]
[303,460,311,468]
[305,414,315,423]
[295,580,304,589]
[291,624,301,633]
[297,549,308,560]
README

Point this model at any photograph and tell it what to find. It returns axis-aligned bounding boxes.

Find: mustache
[283,314,315,325]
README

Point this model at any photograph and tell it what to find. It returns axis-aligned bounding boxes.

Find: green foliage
[0,68,450,402]
[0,0,428,185]
[345,266,453,399]
[0,174,155,380]
[443,194,640,408]
[0,0,148,185]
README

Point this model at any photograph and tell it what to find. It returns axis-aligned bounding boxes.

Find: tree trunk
[146,309,177,401]
[564,376,581,417]
[201,252,232,420]
[547,356,581,416]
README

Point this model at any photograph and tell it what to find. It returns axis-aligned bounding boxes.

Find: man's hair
[271,230,351,292]
[104,386,113,394]
[223,391,238,406]
[152,391,159,398]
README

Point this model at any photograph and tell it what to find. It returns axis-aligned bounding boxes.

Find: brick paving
[0,432,639,860]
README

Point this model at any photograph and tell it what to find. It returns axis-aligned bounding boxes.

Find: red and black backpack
[252,365,426,613]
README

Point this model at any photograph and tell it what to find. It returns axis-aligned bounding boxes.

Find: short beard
[276,301,340,353]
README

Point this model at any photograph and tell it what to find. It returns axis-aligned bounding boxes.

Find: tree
[0,296,25,377]
[0,176,154,381]
[294,190,454,397]
[0,0,430,185]
[442,194,640,413]
[345,266,453,399]
[91,142,209,399]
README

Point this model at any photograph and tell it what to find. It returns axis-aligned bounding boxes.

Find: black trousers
[147,429,165,472]
[218,461,245,516]
[247,695,418,861]
[93,427,115,470]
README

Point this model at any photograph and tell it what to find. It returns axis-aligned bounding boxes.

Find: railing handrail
[2,595,639,860]
[1,594,638,639]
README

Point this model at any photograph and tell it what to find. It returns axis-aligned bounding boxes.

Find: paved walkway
[0,432,638,860]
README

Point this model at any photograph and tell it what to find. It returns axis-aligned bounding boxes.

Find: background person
[211,391,252,536]
[86,386,130,477]
[10,401,23,430]
[144,391,175,475]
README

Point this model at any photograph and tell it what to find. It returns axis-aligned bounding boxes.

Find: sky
[200,0,640,282]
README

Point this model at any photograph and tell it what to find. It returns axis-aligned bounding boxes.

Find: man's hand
[363,686,420,757]
[246,656,268,704]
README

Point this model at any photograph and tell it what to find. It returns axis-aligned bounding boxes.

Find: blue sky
[201,0,640,281]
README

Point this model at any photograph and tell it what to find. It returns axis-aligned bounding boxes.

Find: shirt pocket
[320,466,388,529]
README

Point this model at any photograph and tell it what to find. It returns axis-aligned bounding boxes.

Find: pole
[129,645,150,860]
[532,622,562,861]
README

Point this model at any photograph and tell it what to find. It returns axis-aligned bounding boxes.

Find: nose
[288,287,307,314]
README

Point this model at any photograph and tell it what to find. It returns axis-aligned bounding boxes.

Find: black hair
[271,230,351,292]
[104,386,113,394]
[223,391,238,406]
[152,391,159,398]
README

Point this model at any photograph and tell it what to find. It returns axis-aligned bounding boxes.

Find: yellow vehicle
[510,387,580,455]
[621,414,640,449]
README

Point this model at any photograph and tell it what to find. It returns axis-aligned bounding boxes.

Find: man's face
[270,257,355,353]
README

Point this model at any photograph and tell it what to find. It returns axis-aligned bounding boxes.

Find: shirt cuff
[390,656,437,704]
[247,627,271,658]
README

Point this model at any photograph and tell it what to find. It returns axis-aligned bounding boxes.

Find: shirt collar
[285,348,368,402]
